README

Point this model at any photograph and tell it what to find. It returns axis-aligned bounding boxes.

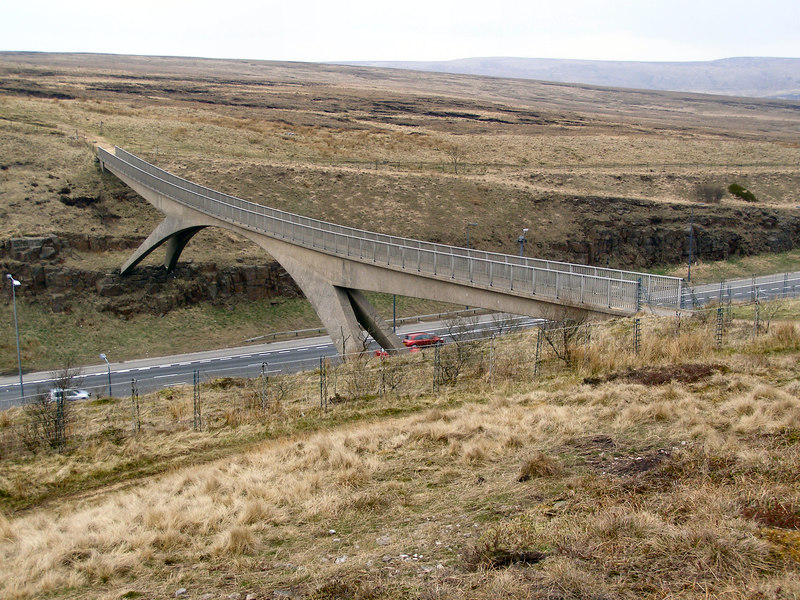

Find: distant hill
[338,57,800,99]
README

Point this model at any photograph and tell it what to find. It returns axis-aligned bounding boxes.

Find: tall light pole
[466,222,478,250]
[100,353,111,397]
[7,274,23,400]
[517,228,529,257]
[687,206,694,283]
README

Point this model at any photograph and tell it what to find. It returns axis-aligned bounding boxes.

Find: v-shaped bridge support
[121,212,403,356]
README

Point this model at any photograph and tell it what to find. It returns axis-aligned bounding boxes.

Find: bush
[695,183,725,203]
[728,183,757,202]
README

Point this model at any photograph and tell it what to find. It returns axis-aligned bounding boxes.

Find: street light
[517,228,529,257]
[687,206,694,283]
[6,274,23,400]
[100,353,111,397]
[466,222,478,250]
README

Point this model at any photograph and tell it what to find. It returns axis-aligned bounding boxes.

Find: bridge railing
[99,147,681,313]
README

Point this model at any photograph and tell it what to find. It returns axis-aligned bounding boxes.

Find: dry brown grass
[1,308,800,598]
[3,54,800,373]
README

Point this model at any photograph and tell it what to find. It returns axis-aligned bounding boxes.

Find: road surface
[0,314,537,409]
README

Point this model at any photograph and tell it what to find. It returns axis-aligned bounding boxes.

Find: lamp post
[687,206,694,283]
[466,222,478,250]
[7,274,23,400]
[100,353,111,397]
[517,228,529,257]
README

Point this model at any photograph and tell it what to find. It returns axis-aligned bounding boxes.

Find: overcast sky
[2,0,798,63]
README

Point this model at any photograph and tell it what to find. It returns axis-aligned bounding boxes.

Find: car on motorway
[402,332,444,348]
[48,388,91,402]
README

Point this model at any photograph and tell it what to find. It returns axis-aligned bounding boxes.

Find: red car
[402,332,444,348]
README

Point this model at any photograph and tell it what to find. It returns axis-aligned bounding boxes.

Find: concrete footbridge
[97,147,682,355]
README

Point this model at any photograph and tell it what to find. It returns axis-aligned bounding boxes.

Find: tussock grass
[2,308,800,597]
[3,55,800,375]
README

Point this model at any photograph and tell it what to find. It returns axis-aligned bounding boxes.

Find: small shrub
[728,183,757,202]
[695,183,725,203]
[463,520,547,571]
[208,377,238,390]
[518,451,563,481]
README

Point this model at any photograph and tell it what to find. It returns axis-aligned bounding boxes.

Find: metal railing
[98,147,682,313]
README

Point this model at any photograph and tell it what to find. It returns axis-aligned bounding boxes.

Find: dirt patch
[606,448,672,477]
[584,363,727,386]
[59,195,99,208]
[566,436,672,477]
[743,500,800,530]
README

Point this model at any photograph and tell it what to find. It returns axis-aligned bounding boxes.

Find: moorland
[1,52,800,600]
[2,52,800,370]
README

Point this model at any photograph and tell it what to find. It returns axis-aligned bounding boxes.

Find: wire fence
[0,299,792,461]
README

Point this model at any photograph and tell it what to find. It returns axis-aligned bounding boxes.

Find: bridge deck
[98,146,682,315]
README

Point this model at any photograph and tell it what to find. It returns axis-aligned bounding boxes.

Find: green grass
[0,293,457,375]
[659,248,800,283]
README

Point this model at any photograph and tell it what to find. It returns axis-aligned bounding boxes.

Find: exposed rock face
[554,201,800,268]
[1,235,302,316]
[2,236,66,262]
[4,200,800,318]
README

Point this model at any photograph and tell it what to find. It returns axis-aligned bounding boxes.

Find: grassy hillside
[2,52,800,252]
[2,52,800,373]
[1,306,799,598]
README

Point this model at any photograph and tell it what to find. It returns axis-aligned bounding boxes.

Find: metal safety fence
[97,147,682,313]
[0,301,791,460]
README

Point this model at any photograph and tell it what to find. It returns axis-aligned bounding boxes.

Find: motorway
[4,269,799,409]
[683,271,800,308]
[0,314,538,409]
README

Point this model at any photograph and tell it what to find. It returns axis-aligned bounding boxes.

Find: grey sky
[2,0,799,62]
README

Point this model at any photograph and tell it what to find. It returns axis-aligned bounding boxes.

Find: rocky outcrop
[1,235,302,316]
[4,199,800,318]
[1,258,301,316]
[553,201,800,268]
[0,234,143,262]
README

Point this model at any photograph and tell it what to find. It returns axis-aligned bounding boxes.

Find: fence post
[754,292,761,338]
[193,370,202,431]
[633,318,641,355]
[260,363,269,412]
[533,328,542,379]
[319,356,327,412]
[433,344,441,393]
[636,278,642,313]
[131,378,141,433]
[715,307,724,349]
[488,335,495,383]
[55,391,66,452]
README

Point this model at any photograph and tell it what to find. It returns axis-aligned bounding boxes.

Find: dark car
[402,332,443,348]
